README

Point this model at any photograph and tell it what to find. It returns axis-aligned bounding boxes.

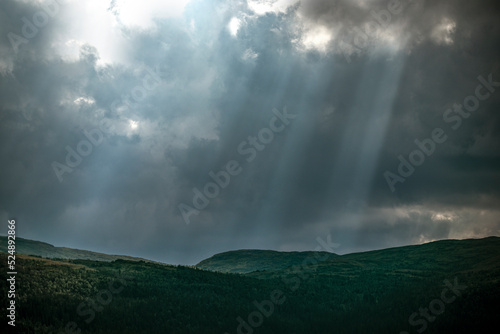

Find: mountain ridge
[2,235,499,273]
[0,235,158,264]
[196,236,500,274]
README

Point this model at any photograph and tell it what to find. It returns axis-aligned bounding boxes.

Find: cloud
[0,0,499,264]
[109,0,191,28]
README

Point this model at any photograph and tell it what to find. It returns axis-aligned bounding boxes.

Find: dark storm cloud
[0,0,499,264]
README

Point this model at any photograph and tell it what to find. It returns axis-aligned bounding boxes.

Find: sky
[0,0,499,265]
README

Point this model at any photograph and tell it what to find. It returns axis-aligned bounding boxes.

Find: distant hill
[196,249,335,273]
[197,237,500,277]
[0,236,156,263]
[250,236,500,286]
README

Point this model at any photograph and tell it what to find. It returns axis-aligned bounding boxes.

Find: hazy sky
[1,0,499,265]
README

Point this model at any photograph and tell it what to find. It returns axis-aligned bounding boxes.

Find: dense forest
[1,237,499,333]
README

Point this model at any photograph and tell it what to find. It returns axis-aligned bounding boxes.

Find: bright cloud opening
[73,96,96,106]
[228,17,241,37]
[112,0,191,28]
[431,18,456,45]
[129,120,139,130]
[300,25,333,53]
[52,0,192,66]
[247,0,299,16]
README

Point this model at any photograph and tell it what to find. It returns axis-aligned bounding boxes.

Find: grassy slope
[199,237,500,279]
[0,236,156,263]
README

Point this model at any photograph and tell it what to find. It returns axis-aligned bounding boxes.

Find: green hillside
[249,236,500,278]
[0,237,499,333]
[196,249,334,273]
[0,236,155,263]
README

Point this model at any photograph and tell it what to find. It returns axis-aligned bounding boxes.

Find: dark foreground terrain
[1,236,499,333]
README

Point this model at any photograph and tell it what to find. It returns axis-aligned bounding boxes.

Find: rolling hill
[1,236,499,333]
[196,249,335,273]
[0,236,155,263]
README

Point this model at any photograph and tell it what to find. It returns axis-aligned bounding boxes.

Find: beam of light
[216,60,300,247]
[319,46,408,248]
[248,61,331,248]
